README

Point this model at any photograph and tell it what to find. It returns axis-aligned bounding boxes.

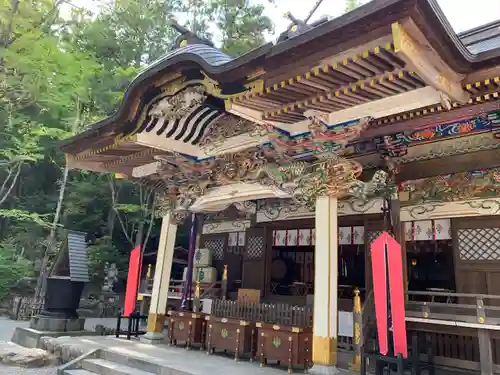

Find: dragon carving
[347,170,389,203]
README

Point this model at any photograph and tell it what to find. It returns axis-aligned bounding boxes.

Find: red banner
[124,246,141,316]
[371,232,408,358]
[386,234,408,358]
[371,233,389,355]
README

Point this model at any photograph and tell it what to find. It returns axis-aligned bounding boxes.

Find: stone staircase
[59,349,186,375]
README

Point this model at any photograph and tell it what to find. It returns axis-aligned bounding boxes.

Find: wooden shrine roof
[60,0,500,150]
[59,0,500,200]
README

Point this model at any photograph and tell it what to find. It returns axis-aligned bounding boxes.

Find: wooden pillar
[141,213,177,344]
[311,196,339,374]
[351,288,363,372]
[478,329,494,375]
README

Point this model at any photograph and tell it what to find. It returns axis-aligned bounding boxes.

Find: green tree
[0,0,277,299]
[210,0,273,56]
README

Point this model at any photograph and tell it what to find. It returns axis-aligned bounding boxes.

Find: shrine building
[60,0,500,374]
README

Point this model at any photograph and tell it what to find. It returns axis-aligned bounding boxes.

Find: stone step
[100,350,166,374]
[64,370,96,375]
[82,358,156,375]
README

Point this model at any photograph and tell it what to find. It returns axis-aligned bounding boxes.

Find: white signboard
[338,311,353,338]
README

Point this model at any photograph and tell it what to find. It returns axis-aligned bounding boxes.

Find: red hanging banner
[371,233,389,356]
[124,246,141,317]
[371,232,408,358]
[386,234,408,358]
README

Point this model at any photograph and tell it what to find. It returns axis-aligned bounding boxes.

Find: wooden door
[224,237,243,293]
[241,228,267,294]
[453,217,500,303]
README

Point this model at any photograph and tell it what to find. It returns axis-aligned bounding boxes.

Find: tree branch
[143,192,156,247]
[0,162,21,206]
[108,176,133,245]
[0,163,16,199]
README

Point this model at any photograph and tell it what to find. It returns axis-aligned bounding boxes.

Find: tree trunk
[33,162,69,301]
[33,96,80,304]
[107,208,116,238]
[135,219,144,249]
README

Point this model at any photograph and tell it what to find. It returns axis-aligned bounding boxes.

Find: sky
[264,0,500,35]
[74,0,500,38]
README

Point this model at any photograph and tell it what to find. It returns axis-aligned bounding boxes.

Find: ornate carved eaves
[255,197,384,222]
[155,180,211,224]
[199,115,270,155]
[399,167,500,206]
[391,22,469,104]
[399,133,500,164]
[202,220,251,235]
[270,115,370,159]
[400,198,500,222]
[202,202,256,222]
[190,182,290,213]
[149,85,206,121]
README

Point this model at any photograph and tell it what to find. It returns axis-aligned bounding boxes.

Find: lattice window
[246,236,265,259]
[458,228,500,260]
[367,231,383,246]
[204,238,224,260]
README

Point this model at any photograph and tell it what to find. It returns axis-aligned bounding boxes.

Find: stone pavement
[0,317,357,375]
[0,317,119,342]
[50,335,358,375]
[0,317,119,375]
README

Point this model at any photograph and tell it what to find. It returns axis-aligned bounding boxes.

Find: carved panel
[204,238,225,261]
[400,198,500,222]
[256,198,383,222]
[400,167,500,206]
[367,230,384,246]
[202,220,251,234]
[245,235,265,260]
[458,228,500,261]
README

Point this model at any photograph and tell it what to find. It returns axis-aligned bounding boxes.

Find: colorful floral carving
[272,336,282,348]
[400,167,500,205]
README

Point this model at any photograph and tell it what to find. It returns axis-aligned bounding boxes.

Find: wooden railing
[211,299,313,327]
[139,277,225,302]
[406,290,500,375]
[406,291,500,323]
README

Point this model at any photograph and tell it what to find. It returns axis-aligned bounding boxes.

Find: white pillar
[311,196,339,374]
[141,213,177,344]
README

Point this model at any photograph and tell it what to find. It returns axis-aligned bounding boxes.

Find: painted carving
[347,170,389,203]
[399,133,499,164]
[257,199,305,221]
[177,181,210,210]
[199,115,270,153]
[155,181,209,223]
[202,220,251,234]
[203,204,254,222]
[459,200,500,215]
[271,115,370,158]
[211,148,271,185]
[350,110,498,157]
[251,156,387,209]
[400,167,500,205]
[149,85,206,121]
[400,203,444,220]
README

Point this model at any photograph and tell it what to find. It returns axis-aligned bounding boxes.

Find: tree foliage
[0,0,276,296]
